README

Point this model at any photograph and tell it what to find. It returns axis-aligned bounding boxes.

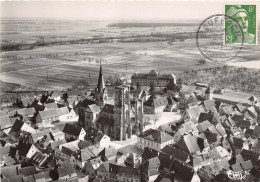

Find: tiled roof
[139,129,174,144]
[232,163,243,172]
[22,175,35,182]
[197,120,213,132]
[241,160,253,171]
[98,146,117,160]
[10,108,36,118]
[62,124,83,136]
[49,139,67,150]
[39,109,58,120]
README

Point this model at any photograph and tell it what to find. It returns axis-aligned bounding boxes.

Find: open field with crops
[1,19,260,91]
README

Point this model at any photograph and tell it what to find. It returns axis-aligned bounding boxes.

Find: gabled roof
[139,129,174,144]
[1,164,21,178]
[39,109,58,120]
[89,157,103,170]
[175,134,200,154]
[62,124,83,137]
[253,126,260,138]
[197,120,213,132]
[10,108,36,118]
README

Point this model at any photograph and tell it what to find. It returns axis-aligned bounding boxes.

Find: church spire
[97,61,105,91]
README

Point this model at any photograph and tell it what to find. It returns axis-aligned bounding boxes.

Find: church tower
[95,63,108,107]
[113,85,131,141]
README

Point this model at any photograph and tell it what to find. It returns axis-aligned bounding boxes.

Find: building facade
[131,70,176,87]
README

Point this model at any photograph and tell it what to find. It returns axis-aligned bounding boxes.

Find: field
[1,19,260,92]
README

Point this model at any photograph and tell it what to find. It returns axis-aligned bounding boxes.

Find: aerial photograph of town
[0,1,260,182]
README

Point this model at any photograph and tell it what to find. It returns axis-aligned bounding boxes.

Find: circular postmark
[196,14,244,62]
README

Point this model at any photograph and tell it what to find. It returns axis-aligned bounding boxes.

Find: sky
[1,1,224,21]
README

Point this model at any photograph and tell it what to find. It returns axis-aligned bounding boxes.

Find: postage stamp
[225,3,258,45]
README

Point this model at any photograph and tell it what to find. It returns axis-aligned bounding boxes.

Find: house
[124,153,141,168]
[175,134,201,155]
[109,163,141,182]
[84,104,101,128]
[132,89,148,101]
[8,119,36,142]
[142,156,160,182]
[53,160,77,181]
[1,164,21,178]
[0,115,13,134]
[70,147,96,170]
[16,141,40,163]
[161,144,190,164]
[96,161,110,179]
[16,96,35,108]
[19,166,37,177]
[172,160,201,182]
[98,145,117,162]
[62,124,86,141]
[131,70,177,87]
[81,157,103,179]
[143,96,168,115]
[36,107,70,128]
[137,129,175,151]
[76,99,96,128]
[55,140,90,162]
[182,105,205,122]
[95,104,115,136]
[9,107,36,122]
[44,103,58,110]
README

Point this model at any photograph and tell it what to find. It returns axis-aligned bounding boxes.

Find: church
[78,64,142,141]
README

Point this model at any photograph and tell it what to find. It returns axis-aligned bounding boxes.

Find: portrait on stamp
[225,4,257,45]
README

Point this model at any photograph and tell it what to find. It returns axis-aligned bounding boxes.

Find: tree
[198,59,206,65]
[167,80,177,92]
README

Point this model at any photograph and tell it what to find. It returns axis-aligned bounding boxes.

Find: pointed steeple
[97,62,105,91]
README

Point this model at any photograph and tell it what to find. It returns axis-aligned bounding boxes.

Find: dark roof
[96,117,114,127]
[76,99,96,108]
[101,104,114,114]
[62,124,83,136]
[158,152,174,170]
[198,112,214,123]
[230,137,244,149]
[139,129,174,144]
[161,144,189,162]
[141,147,159,161]
[17,141,33,157]
[8,119,24,137]
[241,149,260,164]
[175,134,200,154]
[144,96,168,107]
[173,160,195,181]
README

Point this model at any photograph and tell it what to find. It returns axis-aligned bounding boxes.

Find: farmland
[1,19,260,92]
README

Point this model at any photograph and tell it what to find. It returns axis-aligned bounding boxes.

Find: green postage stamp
[225,3,258,45]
